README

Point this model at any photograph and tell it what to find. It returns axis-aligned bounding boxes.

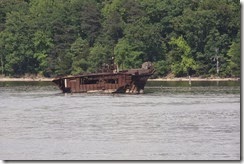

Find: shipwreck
[52,61,155,94]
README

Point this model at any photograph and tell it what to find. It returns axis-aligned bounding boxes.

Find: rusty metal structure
[52,62,155,94]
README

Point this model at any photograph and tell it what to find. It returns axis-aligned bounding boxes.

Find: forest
[0,0,240,78]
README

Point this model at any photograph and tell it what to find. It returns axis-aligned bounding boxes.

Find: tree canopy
[0,0,240,78]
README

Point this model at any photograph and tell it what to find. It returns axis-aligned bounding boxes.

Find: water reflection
[145,81,240,95]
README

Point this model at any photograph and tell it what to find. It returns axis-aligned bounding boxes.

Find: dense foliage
[0,0,240,78]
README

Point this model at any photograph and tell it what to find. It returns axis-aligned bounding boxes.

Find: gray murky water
[0,81,240,160]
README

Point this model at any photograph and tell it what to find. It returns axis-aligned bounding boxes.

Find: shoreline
[0,77,240,82]
[0,77,53,82]
[148,77,240,82]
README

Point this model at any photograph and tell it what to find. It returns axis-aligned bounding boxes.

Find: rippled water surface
[0,81,240,160]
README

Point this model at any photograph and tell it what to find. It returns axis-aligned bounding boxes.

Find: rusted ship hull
[52,67,155,94]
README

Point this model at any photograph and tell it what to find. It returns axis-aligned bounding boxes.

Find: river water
[0,81,240,160]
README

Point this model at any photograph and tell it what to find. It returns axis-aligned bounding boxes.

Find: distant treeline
[0,0,240,78]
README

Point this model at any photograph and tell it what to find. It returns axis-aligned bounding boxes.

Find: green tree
[89,42,113,72]
[169,36,197,76]
[70,0,101,46]
[226,40,240,77]
[114,38,143,70]
[2,3,36,76]
[69,38,90,75]
[32,30,54,76]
